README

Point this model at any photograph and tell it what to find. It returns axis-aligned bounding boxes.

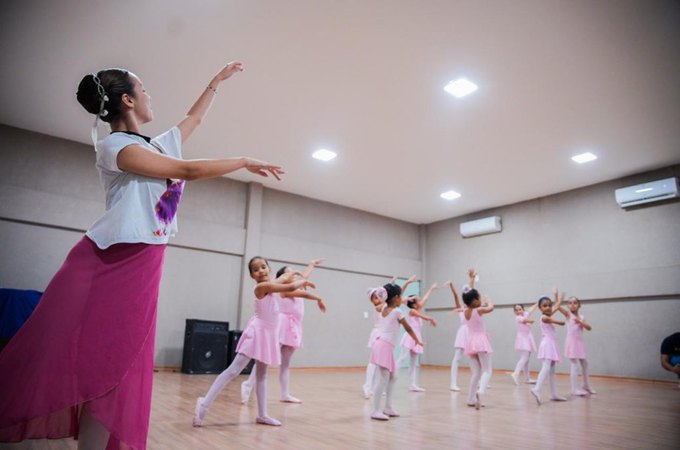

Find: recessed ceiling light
[312,149,337,161]
[444,78,478,98]
[571,152,597,164]
[440,190,461,200]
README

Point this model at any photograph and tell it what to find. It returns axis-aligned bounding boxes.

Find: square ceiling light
[312,149,337,161]
[444,78,478,98]
[571,152,597,164]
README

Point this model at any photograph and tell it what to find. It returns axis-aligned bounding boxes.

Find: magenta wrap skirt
[0,236,166,450]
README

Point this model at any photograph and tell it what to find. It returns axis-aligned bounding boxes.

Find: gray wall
[0,124,421,368]
[422,165,680,380]
[2,124,679,380]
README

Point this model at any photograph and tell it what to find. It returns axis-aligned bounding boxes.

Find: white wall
[0,124,422,368]
[421,165,680,380]
[2,124,678,379]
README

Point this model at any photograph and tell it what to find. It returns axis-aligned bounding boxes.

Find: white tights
[450,347,464,388]
[203,353,270,418]
[363,362,379,395]
[396,349,420,388]
[570,358,592,392]
[512,350,532,382]
[534,359,559,398]
[373,367,395,413]
[77,404,110,450]
[467,352,492,404]
[245,345,297,399]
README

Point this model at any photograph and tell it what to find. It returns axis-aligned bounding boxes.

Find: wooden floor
[4,366,680,449]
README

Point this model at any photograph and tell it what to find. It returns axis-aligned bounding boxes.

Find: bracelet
[207,85,218,94]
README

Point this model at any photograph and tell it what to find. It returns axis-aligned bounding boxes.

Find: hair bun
[461,284,471,294]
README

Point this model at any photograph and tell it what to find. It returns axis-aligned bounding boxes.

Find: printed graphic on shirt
[153,179,185,236]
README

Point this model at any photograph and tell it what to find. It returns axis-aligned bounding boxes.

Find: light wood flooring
[3,366,679,449]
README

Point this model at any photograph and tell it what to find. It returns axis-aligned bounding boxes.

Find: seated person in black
[660,332,680,387]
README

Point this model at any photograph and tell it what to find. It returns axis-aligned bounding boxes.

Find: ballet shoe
[371,411,389,421]
[450,385,461,392]
[362,387,373,399]
[571,389,588,396]
[192,397,207,427]
[583,386,597,394]
[408,385,426,392]
[383,408,400,417]
[281,395,302,404]
[510,373,519,386]
[530,389,542,406]
[474,393,481,410]
[256,416,282,426]
[525,378,537,384]
[240,381,252,404]
[550,395,568,402]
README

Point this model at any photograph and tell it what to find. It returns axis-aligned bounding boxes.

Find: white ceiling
[1,0,679,224]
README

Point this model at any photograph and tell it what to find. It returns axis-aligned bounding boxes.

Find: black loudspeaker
[181,319,229,374]
[228,330,255,375]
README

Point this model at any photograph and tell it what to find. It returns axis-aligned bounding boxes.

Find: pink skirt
[0,236,166,450]
[400,329,423,354]
[279,313,303,349]
[537,337,561,362]
[465,332,493,356]
[236,318,281,366]
[454,325,468,349]
[370,338,396,372]
[564,337,586,359]
[515,332,537,352]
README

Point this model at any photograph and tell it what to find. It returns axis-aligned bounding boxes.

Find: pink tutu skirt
[564,336,586,359]
[537,337,561,362]
[454,325,468,349]
[0,236,166,450]
[400,329,423,354]
[370,338,396,372]
[515,332,537,352]
[279,313,303,349]
[465,332,493,356]
[236,318,281,366]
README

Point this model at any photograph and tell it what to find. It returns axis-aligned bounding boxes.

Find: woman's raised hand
[244,157,285,180]
[215,61,244,81]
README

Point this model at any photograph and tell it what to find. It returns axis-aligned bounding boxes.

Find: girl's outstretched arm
[418,282,438,309]
[478,298,494,315]
[401,275,417,295]
[410,309,437,327]
[526,302,539,316]
[301,259,325,279]
[282,289,327,312]
[399,318,423,347]
[574,315,592,331]
[468,268,477,289]
[553,291,569,318]
[177,62,244,143]
[445,281,463,312]
[255,278,315,299]
[542,314,565,326]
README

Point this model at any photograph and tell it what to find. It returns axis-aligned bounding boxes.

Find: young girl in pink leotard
[462,286,494,409]
[241,259,326,404]
[557,296,595,396]
[449,269,476,391]
[193,256,315,427]
[530,290,567,405]
[396,283,438,392]
[510,302,538,385]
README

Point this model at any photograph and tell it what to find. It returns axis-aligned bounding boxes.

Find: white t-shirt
[378,306,405,346]
[86,128,184,249]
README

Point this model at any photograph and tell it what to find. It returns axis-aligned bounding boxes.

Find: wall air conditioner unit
[459,216,502,238]
[615,177,679,208]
